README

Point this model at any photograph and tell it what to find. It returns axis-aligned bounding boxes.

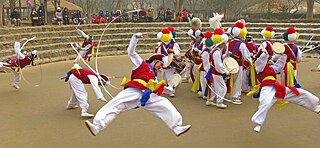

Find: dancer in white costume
[205,28,229,108]
[63,64,109,118]
[155,28,180,97]
[0,38,37,89]
[85,33,191,136]
[250,46,320,133]
[224,21,251,104]
[73,28,96,64]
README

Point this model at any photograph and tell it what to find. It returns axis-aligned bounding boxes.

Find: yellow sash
[246,76,288,108]
[249,62,256,86]
[120,77,165,91]
[191,63,202,93]
[286,61,295,87]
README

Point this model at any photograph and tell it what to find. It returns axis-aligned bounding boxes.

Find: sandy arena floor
[0,54,320,148]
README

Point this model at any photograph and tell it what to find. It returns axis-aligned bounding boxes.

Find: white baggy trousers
[209,74,227,104]
[0,62,21,86]
[251,85,319,126]
[92,87,184,133]
[67,74,89,113]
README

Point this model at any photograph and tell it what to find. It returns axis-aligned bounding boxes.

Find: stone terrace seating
[0,22,319,64]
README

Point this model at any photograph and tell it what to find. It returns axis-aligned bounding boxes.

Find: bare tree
[51,0,61,9]
[306,0,314,19]
[0,0,3,26]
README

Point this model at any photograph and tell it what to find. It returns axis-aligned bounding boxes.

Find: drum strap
[231,41,241,57]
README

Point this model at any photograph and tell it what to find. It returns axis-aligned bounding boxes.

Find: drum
[170,58,186,73]
[272,42,285,54]
[223,57,239,74]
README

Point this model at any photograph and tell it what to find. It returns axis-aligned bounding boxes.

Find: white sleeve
[173,43,181,57]
[270,54,287,73]
[128,35,143,70]
[88,75,105,100]
[254,52,268,73]
[201,51,210,72]
[76,28,89,39]
[213,51,228,74]
[14,42,25,59]
[296,47,302,63]
[81,44,92,51]
[240,43,252,62]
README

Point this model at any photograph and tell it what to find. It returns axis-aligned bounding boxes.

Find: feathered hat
[157,28,172,43]
[208,12,224,30]
[167,26,176,39]
[261,26,275,39]
[282,27,299,42]
[203,31,214,47]
[212,28,229,47]
[229,21,247,38]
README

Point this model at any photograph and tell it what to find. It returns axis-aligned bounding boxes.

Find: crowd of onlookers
[90,8,194,24]
[9,6,194,26]
[53,7,85,25]
[10,3,46,26]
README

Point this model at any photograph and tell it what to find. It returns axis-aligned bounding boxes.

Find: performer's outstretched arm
[14,42,25,60]
[128,33,143,70]
[76,28,89,39]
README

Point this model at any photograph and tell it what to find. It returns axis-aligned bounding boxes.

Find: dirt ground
[1,54,320,148]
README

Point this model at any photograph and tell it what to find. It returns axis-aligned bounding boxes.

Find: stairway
[0,22,319,63]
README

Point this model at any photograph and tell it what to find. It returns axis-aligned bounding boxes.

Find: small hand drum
[223,57,239,74]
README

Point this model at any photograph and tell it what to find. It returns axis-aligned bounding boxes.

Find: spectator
[132,8,138,22]
[91,13,98,24]
[188,10,194,20]
[115,10,122,22]
[98,10,105,18]
[105,11,110,22]
[98,10,106,23]
[182,9,189,22]
[62,8,70,25]
[10,8,21,26]
[158,7,165,22]
[122,10,128,22]
[165,8,172,22]
[30,8,38,26]
[147,7,155,22]
[55,7,63,25]
[76,10,83,24]
[176,11,182,22]
[37,3,45,25]
[71,11,78,24]
[138,9,147,22]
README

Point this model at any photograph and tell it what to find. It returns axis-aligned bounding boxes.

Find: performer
[198,31,213,100]
[281,27,302,87]
[242,34,258,93]
[224,21,251,104]
[155,28,179,97]
[188,29,204,97]
[205,29,229,108]
[63,64,109,118]
[249,45,320,133]
[73,28,97,64]
[0,38,37,89]
[181,36,195,82]
[85,33,191,136]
